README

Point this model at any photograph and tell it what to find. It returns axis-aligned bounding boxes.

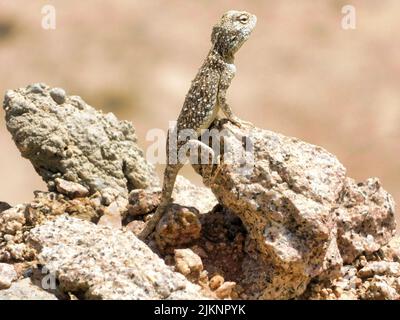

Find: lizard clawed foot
[229,117,253,129]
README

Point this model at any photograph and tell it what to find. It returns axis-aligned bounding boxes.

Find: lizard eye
[238,14,249,24]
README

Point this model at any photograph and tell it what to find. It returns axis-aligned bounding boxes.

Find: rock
[28,215,211,300]
[26,192,100,225]
[49,87,66,104]
[193,121,345,298]
[125,220,146,236]
[358,261,400,278]
[155,205,202,249]
[209,275,224,290]
[0,263,17,289]
[361,275,400,300]
[0,278,57,300]
[127,176,217,218]
[174,249,203,277]
[3,84,159,199]
[380,236,400,262]
[303,252,400,300]
[100,187,121,206]
[0,204,26,236]
[192,121,396,299]
[173,176,218,213]
[55,178,89,198]
[0,192,101,263]
[336,178,396,263]
[128,188,161,216]
[214,281,236,299]
[97,200,124,229]
[97,212,122,229]
[0,202,11,213]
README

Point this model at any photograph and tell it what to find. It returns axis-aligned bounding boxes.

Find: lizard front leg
[218,85,253,128]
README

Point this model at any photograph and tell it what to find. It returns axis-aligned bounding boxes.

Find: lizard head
[211,10,257,59]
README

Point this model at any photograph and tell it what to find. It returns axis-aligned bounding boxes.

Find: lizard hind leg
[138,163,182,240]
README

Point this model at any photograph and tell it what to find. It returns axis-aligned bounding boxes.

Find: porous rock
[128,176,217,247]
[0,278,57,300]
[336,178,396,263]
[174,248,203,277]
[28,215,211,300]
[155,205,202,249]
[193,121,396,299]
[55,178,89,198]
[127,176,217,217]
[0,263,17,289]
[0,192,101,263]
[3,84,159,198]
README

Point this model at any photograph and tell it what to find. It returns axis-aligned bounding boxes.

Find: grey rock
[0,202,11,213]
[0,278,57,300]
[3,84,159,199]
[49,87,66,104]
[29,215,212,300]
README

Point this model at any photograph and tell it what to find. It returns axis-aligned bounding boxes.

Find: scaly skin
[139,10,257,240]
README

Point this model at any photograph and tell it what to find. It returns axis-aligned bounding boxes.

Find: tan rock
[174,249,203,278]
[97,200,125,229]
[127,188,161,216]
[155,205,201,248]
[0,278,57,300]
[0,263,17,289]
[55,178,89,198]
[380,236,400,262]
[214,281,236,299]
[209,275,224,290]
[126,220,146,236]
[358,261,400,278]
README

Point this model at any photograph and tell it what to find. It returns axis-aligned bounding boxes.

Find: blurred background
[0,1,399,223]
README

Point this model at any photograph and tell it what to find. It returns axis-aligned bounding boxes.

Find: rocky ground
[0,84,398,300]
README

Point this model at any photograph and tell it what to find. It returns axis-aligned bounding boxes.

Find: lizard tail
[138,164,182,240]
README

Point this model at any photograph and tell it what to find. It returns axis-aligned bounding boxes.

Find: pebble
[174,249,203,277]
[214,281,236,299]
[0,263,18,289]
[125,220,146,236]
[50,87,66,104]
[27,83,45,94]
[209,274,224,290]
[55,178,89,198]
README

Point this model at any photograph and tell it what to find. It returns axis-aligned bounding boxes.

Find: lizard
[139,10,257,240]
